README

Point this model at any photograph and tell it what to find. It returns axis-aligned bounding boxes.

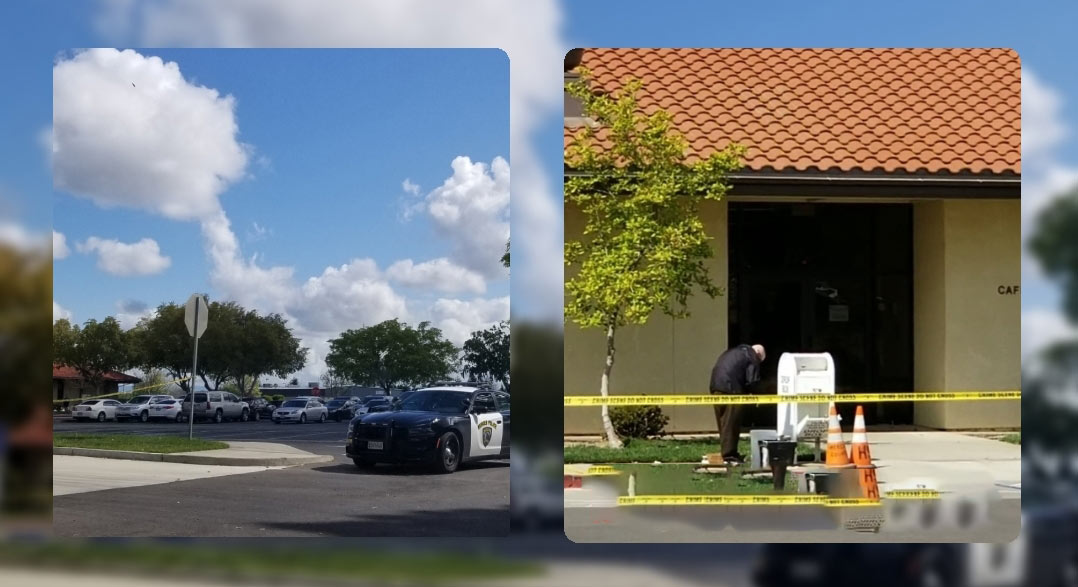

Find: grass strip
[611,463,799,495]
[1000,433,1021,445]
[53,434,227,453]
[565,438,818,464]
[0,542,540,584]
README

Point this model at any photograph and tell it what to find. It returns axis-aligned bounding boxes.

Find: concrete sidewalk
[53,441,334,466]
[866,431,1021,498]
[54,455,285,496]
[564,431,1021,501]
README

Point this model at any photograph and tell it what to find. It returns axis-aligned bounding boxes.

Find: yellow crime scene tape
[53,376,193,404]
[563,466,621,476]
[617,490,941,507]
[565,390,1020,406]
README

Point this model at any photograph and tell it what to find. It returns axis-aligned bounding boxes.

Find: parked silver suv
[115,394,175,422]
[180,391,251,423]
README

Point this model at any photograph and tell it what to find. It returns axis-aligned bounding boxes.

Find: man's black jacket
[709,344,761,394]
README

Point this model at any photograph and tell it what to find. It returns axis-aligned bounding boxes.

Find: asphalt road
[52,415,510,537]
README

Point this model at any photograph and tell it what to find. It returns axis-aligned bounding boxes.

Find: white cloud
[291,259,408,336]
[246,221,271,243]
[53,301,73,323]
[0,222,48,253]
[402,178,420,196]
[77,236,172,276]
[94,0,567,320]
[1021,68,1078,296]
[387,258,486,295]
[53,231,70,259]
[115,299,154,329]
[1024,68,1068,163]
[1023,308,1078,360]
[428,296,510,344]
[53,48,249,220]
[412,156,509,278]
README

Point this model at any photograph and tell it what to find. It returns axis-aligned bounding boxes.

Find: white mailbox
[776,353,835,454]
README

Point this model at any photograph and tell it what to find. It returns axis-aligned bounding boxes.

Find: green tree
[127,303,195,392]
[320,371,352,390]
[461,321,510,391]
[53,316,131,393]
[2,245,51,427]
[223,375,260,398]
[193,301,248,391]
[564,71,745,447]
[133,369,168,394]
[129,301,307,395]
[222,311,307,395]
[1030,186,1078,324]
[326,319,458,392]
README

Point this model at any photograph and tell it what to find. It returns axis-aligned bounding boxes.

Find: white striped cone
[826,402,852,467]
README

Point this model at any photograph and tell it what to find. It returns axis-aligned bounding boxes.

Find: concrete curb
[53,446,334,467]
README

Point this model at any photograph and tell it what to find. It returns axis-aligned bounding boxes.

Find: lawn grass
[564,437,819,464]
[53,433,227,453]
[610,463,799,495]
[1000,433,1021,445]
[0,543,540,584]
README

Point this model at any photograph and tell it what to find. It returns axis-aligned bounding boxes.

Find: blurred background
[3,0,1078,585]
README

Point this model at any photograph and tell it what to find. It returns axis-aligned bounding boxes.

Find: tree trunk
[600,324,623,448]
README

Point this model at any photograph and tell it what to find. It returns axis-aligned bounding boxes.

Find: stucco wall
[565,198,1020,434]
[564,200,729,434]
[912,199,1021,429]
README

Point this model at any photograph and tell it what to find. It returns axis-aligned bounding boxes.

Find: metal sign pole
[188,299,200,440]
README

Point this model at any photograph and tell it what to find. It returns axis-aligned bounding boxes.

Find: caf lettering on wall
[997,285,1020,295]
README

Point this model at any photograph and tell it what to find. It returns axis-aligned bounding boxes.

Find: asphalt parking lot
[52,414,510,537]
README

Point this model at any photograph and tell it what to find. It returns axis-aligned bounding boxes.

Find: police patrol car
[345,382,510,474]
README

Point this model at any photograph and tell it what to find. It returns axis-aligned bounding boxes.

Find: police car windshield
[397,390,472,413]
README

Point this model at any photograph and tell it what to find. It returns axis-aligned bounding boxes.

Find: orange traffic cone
[825,403,852,467]
[851,405,880,500]
[850,405,872,466]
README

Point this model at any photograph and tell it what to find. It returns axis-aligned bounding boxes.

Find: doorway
[728,202,914,426]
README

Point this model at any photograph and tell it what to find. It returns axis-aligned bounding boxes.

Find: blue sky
[1,0,1076,368]
[0,1,512,383]
[52,49,508,324]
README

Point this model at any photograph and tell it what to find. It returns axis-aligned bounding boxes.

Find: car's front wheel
[319,412,326,423]
[434,431,461,474]
[252,410,260,421]
[97,411,106,422]
[300,413,307,424]
[139,410,149,423]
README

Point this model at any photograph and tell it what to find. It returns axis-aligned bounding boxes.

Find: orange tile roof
[565,49,1020,176]
[53,363,141,383]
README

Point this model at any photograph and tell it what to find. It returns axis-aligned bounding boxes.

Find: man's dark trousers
[713,398,743,459]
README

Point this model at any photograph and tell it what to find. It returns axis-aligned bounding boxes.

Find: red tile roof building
[565,48,1020,178]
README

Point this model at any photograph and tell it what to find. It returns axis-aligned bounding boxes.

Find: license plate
[366,441,383,450]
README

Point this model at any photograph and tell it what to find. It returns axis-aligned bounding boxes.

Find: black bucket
[763,440,797,490]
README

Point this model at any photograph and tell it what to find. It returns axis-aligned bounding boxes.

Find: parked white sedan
[148,399,185,422]
[272,399,328,424]
[71,399,122,422]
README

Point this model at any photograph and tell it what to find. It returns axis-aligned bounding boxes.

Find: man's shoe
[723,454,746,466]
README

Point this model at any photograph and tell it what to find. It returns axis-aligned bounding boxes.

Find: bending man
[708,343,766,465]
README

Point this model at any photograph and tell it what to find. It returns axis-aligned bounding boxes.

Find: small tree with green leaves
[564,71,745,448]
